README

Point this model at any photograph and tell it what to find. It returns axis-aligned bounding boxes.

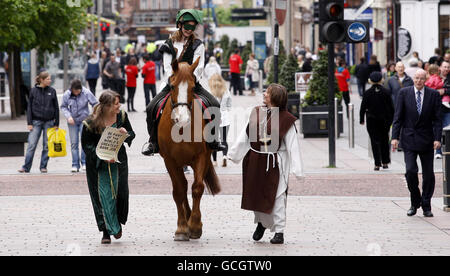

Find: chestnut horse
[158,57,221,241]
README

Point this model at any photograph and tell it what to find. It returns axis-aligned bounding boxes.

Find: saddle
[154,92,213,121]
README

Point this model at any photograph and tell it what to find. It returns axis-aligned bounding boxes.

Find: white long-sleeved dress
[228,118,303,233]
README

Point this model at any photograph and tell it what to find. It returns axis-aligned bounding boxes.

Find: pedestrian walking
[245,53,260,96]
[360,72,394,171]
[203,56,222,91]
[60,79,98,172]
[434,61,450,159]
[81,90,136,244]
[85,52,101,96]
[141,54,156,107]
[386,61,414,107]
[208,73,232,167]
[354,57,370,98]
[103,53,124,103]
[391,69,442,218]
[18,71,59,173]
[335,59,351,118]
[141,9,224,156]
[125,57,139,112]
[227,83,303,244]
[229,49,243,96]
[368,54,381,75]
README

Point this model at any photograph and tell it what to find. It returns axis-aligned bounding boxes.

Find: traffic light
[313,2,319,25]
[319,0,345,43]
[100,22,110,42]
[319,0,370,43]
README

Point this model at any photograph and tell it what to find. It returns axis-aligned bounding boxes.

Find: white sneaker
[71,167,79,173]
[435,153,442,159]
[81,164,86,171]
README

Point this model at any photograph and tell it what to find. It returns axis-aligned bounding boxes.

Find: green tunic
[81,110,135,235]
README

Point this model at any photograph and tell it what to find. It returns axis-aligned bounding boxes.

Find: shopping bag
[47,127,67,157]
[244,76,250,91]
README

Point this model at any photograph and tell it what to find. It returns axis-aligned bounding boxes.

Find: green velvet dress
[81,110,135,235]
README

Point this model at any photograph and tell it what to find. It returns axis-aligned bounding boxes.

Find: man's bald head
[413,69,427,91]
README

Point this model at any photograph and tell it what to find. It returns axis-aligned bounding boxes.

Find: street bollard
[258,70,263,93]
[334,98,338,139]
[348,103,354,148]
[443,126,450,211]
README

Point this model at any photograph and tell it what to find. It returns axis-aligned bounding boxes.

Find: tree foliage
[0,0,92,52]
[280,53,301,93]
[303,50,341,106]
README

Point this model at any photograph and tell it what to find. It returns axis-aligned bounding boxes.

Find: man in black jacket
[355,57,370,98]
[391,69,442,218]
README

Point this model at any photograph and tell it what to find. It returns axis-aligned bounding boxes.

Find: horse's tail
[204,159,221,195]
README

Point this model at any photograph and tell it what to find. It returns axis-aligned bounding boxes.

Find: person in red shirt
[229,49,243,95]
[141,54,156,107]
[125,57,139,112]
[335,58,351,118]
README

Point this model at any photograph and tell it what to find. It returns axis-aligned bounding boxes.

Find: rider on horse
[142,9,226,156]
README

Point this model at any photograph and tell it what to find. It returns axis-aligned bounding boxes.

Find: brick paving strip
[0,173,444,197]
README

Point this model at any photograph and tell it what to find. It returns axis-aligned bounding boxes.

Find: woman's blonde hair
[208,73,227,99]
[88,90,121,134]
[428,64,439,75]
[35,71,50,85]
[171,29,198,43]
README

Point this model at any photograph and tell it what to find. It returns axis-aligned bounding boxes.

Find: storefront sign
[397,27,412,59]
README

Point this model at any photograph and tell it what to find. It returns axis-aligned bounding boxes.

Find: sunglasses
[183,22,196,31]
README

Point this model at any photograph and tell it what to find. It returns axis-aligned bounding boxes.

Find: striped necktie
[416,91,422,114]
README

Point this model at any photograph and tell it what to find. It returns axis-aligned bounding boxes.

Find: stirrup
[141,142,159,156]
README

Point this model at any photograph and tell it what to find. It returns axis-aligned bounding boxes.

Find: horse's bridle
[169,84,192,110]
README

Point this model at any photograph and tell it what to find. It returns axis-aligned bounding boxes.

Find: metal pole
[274,22,279,83]
[334,97,338,140]
[328,43,336,167]
[349,103,354,148]
[97,0,102,49]
[259,69,263,93]
[63,43,69,91]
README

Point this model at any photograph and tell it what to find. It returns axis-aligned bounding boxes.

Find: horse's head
[169,56,200,126]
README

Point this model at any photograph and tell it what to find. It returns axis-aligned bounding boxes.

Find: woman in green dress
[81,90,136,244]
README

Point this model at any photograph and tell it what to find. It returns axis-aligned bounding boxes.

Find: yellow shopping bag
[47,127,67,157]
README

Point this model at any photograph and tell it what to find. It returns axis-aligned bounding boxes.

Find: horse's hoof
[174,233,190,241]
[189,230,202,239]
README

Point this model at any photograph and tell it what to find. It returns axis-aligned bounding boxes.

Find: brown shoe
[40,168,48,173]
[222,157,227,167]
[114,229,122,240]
[18,168,28,173]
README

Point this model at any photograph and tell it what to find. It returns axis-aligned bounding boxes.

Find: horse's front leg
[189,156,207,239]
[165,161,190,241]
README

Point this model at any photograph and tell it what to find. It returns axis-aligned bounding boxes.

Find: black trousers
[143,83,156,107]
[341,91,350,118]
[87,78,98,96]
[230,73,242,95]
[403,148,435,211]
[145,82,221,144]
[366,118,391,166]
[212,125,229,161]
[126,86,136,111]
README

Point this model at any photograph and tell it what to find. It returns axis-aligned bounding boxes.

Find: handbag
[47,127,67,157]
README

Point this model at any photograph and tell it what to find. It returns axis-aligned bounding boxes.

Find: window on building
[161,0,168,10]
[152,0,158,9]
[440,5,450,52]
[172,0,179,9]
[140,0,148,10]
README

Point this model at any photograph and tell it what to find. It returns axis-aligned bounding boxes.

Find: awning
[86,14,115,25]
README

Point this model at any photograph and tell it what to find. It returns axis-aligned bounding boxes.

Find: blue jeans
[68,122,85,169]
[22,120,54,172]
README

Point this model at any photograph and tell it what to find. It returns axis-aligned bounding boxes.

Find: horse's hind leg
[189,157,207,239]
[166,163,190,241]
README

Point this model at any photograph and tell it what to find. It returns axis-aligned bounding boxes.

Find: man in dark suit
[391,69,442,217]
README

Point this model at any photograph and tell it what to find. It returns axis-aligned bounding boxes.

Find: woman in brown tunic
[228,84,303,244]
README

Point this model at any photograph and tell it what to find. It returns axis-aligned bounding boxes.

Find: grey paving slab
[1,195,450,256]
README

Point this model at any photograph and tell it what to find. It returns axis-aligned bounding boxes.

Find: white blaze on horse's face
[173,81,191,126]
